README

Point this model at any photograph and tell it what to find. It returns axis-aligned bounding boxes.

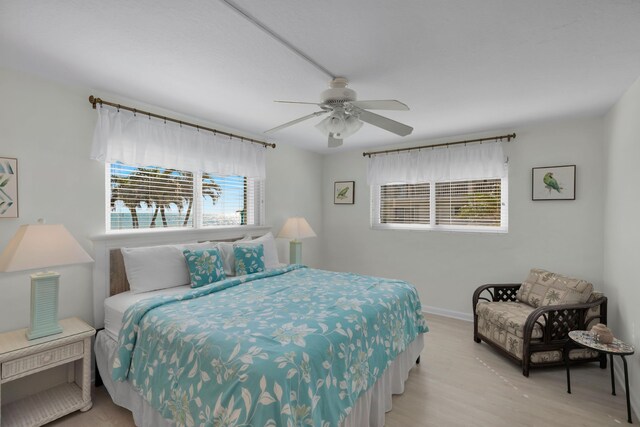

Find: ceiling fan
[265,77,413,148]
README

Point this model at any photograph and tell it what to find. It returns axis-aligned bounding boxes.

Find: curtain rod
[362,133,516,157]
[88,96,276,149]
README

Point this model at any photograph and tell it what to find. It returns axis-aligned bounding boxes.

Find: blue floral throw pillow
[233,244,265,276]
[183,248,226,288]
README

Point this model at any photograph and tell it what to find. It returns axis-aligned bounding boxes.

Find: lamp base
[289,240,302,265]
[27,272,63,340]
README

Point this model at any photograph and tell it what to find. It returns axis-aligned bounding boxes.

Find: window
[108,163,263,232]
[372,177,507,232]
[379,183,430,225]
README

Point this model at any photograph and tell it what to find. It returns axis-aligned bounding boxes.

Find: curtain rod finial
[89,95,97,109]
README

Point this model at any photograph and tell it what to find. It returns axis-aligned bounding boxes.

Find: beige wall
[603,74,640,416]
[0,67,102,333]
[265,144,323,267]
[321,118,606,318]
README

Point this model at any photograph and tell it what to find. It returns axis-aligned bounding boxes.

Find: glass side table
[565,330,635,424]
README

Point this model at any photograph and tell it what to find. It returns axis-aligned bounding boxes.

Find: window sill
[371,224,508,234]
[90,225,271,242]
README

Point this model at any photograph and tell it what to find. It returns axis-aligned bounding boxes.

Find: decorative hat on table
[590,323,614,344]
[0,219,93,340]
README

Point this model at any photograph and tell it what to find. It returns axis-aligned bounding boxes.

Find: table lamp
[277,217,316,264]
[0,219,93,340]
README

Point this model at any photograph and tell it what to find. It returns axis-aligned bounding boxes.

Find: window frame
[104,163,264,233]
[371,177,508,233]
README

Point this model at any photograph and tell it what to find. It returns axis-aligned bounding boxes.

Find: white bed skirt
[95,331,424,427]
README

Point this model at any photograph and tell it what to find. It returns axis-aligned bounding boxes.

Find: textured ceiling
[2,0,640,153]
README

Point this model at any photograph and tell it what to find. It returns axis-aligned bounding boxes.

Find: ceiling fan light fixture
[315,110,363,139]
[315,111,345,135]
[336,115,363,139]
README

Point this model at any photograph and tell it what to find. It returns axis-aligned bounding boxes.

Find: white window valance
[366,141,506,185]
[90,106,266,179]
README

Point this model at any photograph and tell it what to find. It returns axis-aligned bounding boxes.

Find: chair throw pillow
[516,268,593,308]
[234,243,265,276]
[183,247,226,288]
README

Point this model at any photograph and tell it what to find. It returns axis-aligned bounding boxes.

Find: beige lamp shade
[0,222,94,272]
[277,217,317,241]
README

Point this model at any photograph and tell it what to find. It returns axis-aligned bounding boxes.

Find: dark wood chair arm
[522,297,608,343]
[472,283,521,313]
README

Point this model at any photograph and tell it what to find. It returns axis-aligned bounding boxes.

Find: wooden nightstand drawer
[1,341,84,380]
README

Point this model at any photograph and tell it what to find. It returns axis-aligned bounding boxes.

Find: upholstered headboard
[109,248,131,296]
[92,226,272,328]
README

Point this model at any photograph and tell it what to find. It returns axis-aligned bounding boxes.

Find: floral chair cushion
[233,243,265,276]
[183,247,226,288]
[476,301,543,339]
[516,268,593,308]
[476,301,600,362]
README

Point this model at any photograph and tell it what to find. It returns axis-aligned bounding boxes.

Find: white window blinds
[379,183,430,225]
[109,163,263,232]
[372,178,507,232]
[110,164,194,230]
[435,179,502,227]
[201,175,263,227]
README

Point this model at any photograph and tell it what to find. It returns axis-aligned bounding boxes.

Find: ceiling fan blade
[349,100,409,111]
[328,133,343,148]
[264,111,328,134]
[275,100,322,106]
[353,107,413,137]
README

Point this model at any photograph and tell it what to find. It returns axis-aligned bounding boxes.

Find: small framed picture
[532,165,576,201]
[334,181,355,204]
[0,157,18,218]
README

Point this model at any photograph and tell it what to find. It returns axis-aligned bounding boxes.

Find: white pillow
[246,232,279,268]
[122,242,217,294]
[218,242,237,277]
[217,233,279,276]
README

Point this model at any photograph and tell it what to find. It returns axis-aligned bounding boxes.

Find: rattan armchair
[473,283,607,376]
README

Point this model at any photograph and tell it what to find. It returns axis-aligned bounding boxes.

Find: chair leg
[523,358,531,377]
[473,315,481,343]
[416,356,421,365]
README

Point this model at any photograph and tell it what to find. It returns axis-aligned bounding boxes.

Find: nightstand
[0,317,96,426]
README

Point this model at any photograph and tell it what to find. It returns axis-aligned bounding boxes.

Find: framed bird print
[334,181,355,204]
[532,165,576,201]
[0,157,18,217]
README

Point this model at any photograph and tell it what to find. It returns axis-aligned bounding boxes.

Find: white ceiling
[2,0,640,153]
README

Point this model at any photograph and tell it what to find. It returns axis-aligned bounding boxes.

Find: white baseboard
[423,306,473,322]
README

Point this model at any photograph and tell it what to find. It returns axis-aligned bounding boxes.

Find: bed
[93,233,428,427]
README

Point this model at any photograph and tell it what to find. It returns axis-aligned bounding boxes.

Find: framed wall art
[532,165,575,201]
[334,181,355,204]
[0,157,18,218]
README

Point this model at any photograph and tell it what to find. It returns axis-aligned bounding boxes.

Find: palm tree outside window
[109,163,261,231]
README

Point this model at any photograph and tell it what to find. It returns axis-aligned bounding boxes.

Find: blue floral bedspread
[113,265,428,427]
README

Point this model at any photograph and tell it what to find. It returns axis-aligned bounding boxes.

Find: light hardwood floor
[51,314,633,426]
